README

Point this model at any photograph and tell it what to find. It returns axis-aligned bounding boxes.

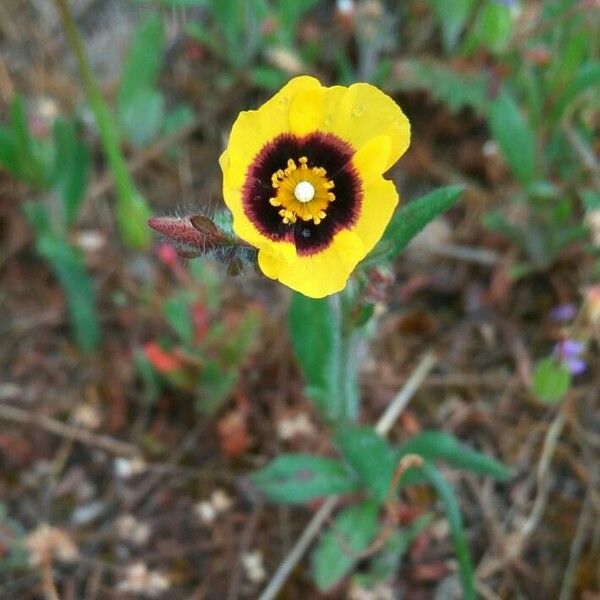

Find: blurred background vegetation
[1,0,599,598]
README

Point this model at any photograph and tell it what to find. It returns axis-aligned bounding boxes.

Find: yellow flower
[219,76,410,298]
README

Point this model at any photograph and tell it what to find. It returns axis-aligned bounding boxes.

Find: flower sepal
[148,213,257,275]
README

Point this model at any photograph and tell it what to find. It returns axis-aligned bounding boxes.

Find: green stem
[54,0,151,249]
[329,292,361,423]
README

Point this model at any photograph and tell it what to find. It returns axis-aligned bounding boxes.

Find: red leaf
[144,342,183,374]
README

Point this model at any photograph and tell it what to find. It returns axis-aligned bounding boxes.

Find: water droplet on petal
[352,104,366,117]
[301,228,311,238]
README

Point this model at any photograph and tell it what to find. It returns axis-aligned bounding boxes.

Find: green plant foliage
[550,62,600,123]
[335,425,396,502]
[391,59,489,114]
[118,14,166,146]
[397,431,511,480]
[251,454,359,504]
[465,1,513,55]
[289,293,340,418]
[532,356,571,404]
[352,514,434,588]
[51,118,90,229]
[24,202,100,353]
[0,97,51,187]
[367,185,463,264]
[0,101,100,352]
[420,462,476,600]
[428,0,477,53]
[489,90,537,187]
[186,0,269,72]
[311,499,380,592]
[142,264,259,414]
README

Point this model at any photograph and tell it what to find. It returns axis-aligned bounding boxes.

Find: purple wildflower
[554,339,587,375]
[550,304,577,322]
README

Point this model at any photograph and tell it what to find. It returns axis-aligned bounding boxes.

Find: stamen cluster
[268,156,336,225]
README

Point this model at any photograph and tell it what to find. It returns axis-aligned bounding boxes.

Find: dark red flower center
[242,132,362,256]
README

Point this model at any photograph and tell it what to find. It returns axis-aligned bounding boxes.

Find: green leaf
[289,293,340,419]
[551,62,600,123]
[581,190,600,211]
[311,499,379,591]
[429,0,477,53]
[163,292,194,345]
[23,202,101,353]
[335,425,396,503]
[391,59,489,114]
[250,66,288,91]
[488,90,537,186]
[118,14,166,146]
[251,454,359,504]
[532,356,571,404]
[368,185,463,264]
[0,126,19,178]
[115,190,153,249]
[397,431,511,480]
[420,462,476,600]
[9,96,48,187]
[275,0,320,46]
[52,118,90,228]
[119,91,165,147]
[465,2,513,55]
[196,362,237,414]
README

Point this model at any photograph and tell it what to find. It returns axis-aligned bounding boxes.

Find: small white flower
[25,524,79,566]
[349,582,394,600]
[241,550,266,584]
[72,404,102,429]
[116,514,151,546]
[114,457,146,479]
[195,501,216,524]
[211,489,233,512]
[117,563,170,597]
[276,412,316,440]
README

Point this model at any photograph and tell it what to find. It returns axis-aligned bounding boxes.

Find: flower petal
[289,86,325,136]
[257,229,365,298]
[322,83,410,171]
[221,149,296,263]
[224,76,321,190]
[351,176,399,253]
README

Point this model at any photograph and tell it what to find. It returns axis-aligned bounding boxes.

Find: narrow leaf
[488,90,537,186]
[420,462,476,600]
[52,119,90,228]
[28,226,101,353]
[551,62,600,123]
[368,185,463,263]
[397,431,511,480]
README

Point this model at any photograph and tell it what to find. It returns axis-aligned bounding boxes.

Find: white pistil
[294,181,315,203]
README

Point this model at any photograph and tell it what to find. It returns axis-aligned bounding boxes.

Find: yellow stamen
[270,157,338,226]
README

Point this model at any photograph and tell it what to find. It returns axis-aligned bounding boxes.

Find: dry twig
[0,402,139,457]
